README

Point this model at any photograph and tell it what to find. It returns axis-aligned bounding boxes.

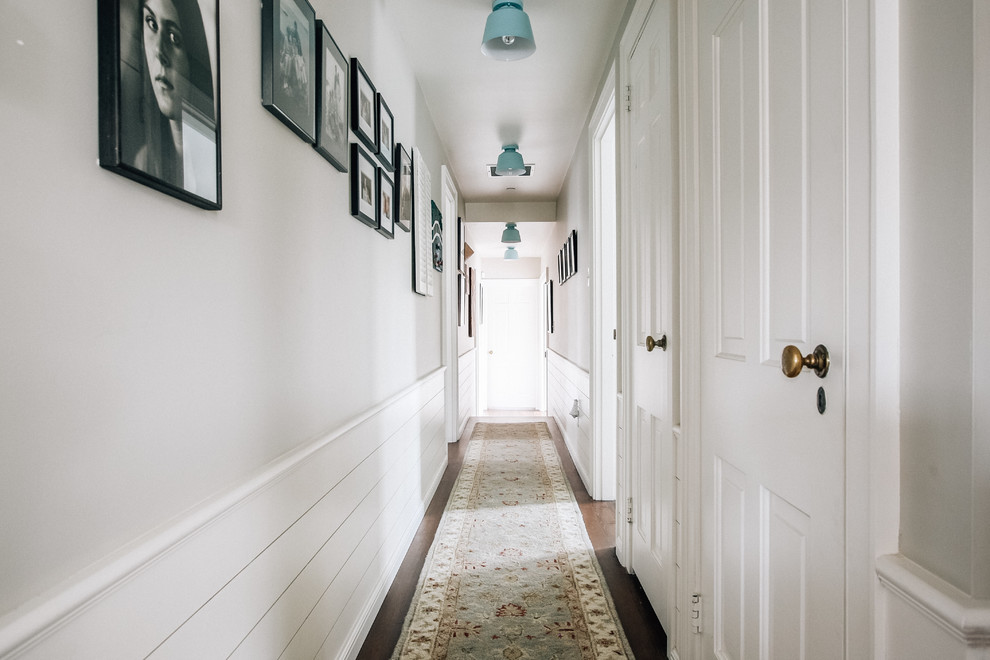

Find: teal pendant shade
[495,145,527,176]
[501,222,521,244]
[504,246,519,260]
[481,1,536,61]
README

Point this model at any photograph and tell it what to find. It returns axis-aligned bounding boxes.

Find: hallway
[357,417,666,659]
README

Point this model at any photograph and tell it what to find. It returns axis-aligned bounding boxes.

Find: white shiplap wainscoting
[458,349,476,439]
[0,369,447,660]
[877,555,990,659]
[547,350,594,497]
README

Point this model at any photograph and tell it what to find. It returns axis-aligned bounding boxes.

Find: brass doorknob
[646,334,667,352]
[781,344,830,378]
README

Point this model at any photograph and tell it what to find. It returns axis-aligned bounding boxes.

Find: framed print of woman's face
[98,0,222,209]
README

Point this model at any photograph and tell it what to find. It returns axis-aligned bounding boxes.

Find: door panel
[486,279,542,410]
[699,0,846,657]
[624,0,679,648]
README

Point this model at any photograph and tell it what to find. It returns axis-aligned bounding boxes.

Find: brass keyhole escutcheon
[781,344,830,378]
[646,334,667,352]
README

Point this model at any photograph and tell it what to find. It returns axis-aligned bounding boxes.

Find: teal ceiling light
[481,1,536,61]
[495,145,527,176]
[504,246,520,260]
[501,222,521,243]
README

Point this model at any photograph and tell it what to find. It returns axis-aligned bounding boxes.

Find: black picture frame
[377,168,395,238]
[376,94,395,170]
[350,58,376,151]
[457,216,464,273]
[314,20,347,171]
[546,280,554,333]
[98,0,222,210]
[394,144,413,232]
[558,251,564,282]
[431,200,444,272]
[261,0,316,143]
[570,229,579,274]
[350,143,377,228]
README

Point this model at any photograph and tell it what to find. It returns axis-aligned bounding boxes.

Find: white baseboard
[877,554,990,658]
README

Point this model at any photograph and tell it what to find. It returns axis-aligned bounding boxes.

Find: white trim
[590,63,618,502]
[0,368,446,657]
[675,0,703,656]
[878,554,990,647]
[441,166,459,443]
[870,0,903,656]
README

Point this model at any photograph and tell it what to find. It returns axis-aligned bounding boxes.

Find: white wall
[546,136,592,371]
[898,0,987,597]
[0,0,451,653]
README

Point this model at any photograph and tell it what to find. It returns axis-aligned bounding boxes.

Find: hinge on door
[613,328,617,340]
[691,593,702,634]
[625,84,632,112]
[626,497,633,523]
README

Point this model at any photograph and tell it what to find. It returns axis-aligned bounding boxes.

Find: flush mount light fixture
[494,145,527,176]
[504,246,519,260]
[501,222,521,244]
[481,1,536,61]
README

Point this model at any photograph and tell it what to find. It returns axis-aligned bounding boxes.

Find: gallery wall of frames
[98,0,431,293]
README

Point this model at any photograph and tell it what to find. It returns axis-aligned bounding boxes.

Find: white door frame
[591,65,618,502]
[441,166,459,442]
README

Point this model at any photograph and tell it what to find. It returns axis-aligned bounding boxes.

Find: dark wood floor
[356,417,667,659]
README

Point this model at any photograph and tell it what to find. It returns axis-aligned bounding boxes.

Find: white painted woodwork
[0,372,446,659]
[591,70,619,503]
[697,0,848,656]
[442,166,459,443]
[484,279,543,410]
[877,555,990,658]
[547,349,593,495]
[620,0,680,651]
[458,349,477,438]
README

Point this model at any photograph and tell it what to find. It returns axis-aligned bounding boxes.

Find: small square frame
[350,58,376,151]
[377,167,395,238]
[376,94,394,170]
[350,143,377,228]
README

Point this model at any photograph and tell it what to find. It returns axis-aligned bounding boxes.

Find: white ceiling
[384,0,630,205]
[463,221,557,259]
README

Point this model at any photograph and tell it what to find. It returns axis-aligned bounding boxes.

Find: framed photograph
[314,20,347,171]
[261,0,316,142]
[350,58,376,151]
[350,143,377,228]
[558,251,563,282]
[457,217,464,272]
[546,280,554,333]
[457,273,464,326]
[570,229,579,274]
[394,144,413,232]
[98,0,221,209]
[377,168,395,238]
[376,94,395,170]
[431,200,443,272]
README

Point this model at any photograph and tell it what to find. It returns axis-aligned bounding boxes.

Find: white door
[697,0,847,656]
[485,279,542,410]
[621,0,680,639]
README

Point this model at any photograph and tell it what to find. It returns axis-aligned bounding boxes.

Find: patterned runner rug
[392,422,633,659]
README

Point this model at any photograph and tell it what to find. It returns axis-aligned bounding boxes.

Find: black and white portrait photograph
[350,143,377,228]
[314,21,347,172]
[394,144,413,232]
[261,0,316,142]
[98,0,221,209]
[350,58,377,151]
